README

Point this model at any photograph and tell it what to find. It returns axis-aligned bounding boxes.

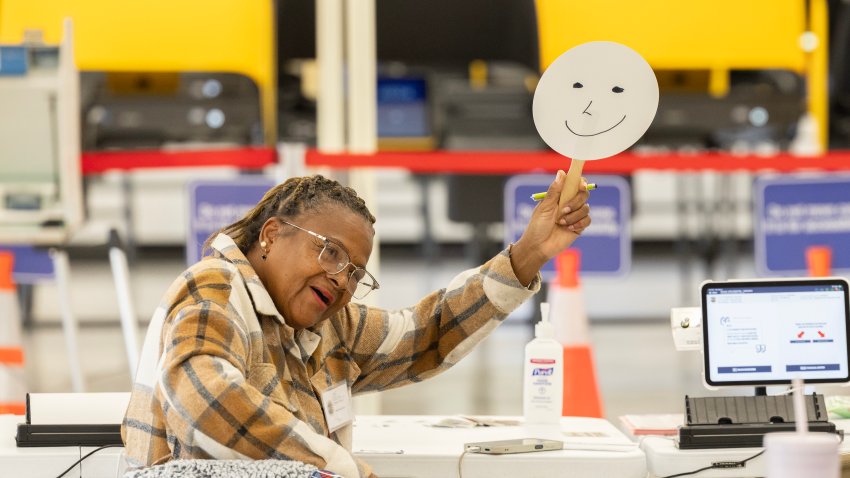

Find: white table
[0,414,646,478]
[0,415,125,477]
[352,415,645,478]
[641,419,850,477]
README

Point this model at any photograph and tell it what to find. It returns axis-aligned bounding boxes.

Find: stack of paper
[619,414,683,436]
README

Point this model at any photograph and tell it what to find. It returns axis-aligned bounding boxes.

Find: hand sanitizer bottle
[523,302,563,425]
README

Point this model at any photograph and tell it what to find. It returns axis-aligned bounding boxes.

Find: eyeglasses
[281,221,380,300]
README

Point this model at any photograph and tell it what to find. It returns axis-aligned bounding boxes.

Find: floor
[14,241,841,424]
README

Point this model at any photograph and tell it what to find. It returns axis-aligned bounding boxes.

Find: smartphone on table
[464,438,563,455]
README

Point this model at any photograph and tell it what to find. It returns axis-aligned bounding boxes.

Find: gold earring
[260,241,268,260]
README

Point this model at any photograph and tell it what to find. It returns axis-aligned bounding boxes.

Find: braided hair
[202,175,375,256]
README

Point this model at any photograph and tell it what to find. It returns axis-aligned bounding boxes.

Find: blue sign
[0,46,28,76]
[504,174,631,279]
[754,175,850,276]
[377,76,429,138]
[187,178,276,265]
[0,245,53,283]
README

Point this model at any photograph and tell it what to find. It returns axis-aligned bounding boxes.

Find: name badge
[320,381,354,433]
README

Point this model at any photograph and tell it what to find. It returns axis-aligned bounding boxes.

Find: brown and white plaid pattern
[122,234,539,477]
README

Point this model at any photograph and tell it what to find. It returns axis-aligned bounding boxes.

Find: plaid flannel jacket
[122,233,539,477]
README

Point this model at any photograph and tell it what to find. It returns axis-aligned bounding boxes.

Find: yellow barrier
[535,0,829,149]
[0,0,277,146]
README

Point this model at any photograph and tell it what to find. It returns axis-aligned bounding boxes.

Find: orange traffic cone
[806,246,832,277]
[547,249,604,418]
[0,251,26,415]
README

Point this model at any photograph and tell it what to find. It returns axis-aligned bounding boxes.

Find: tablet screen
[702,278,850,387]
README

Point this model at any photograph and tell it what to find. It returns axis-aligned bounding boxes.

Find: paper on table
[561,441,639,453]
[430,416,521,428]
[27,392,131,425]
[619,414,683,436]
[560,426,639,452]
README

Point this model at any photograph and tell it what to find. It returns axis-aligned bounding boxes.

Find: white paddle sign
[532,41,659,206]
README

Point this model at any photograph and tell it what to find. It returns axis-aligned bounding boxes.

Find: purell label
[532,367,554,376]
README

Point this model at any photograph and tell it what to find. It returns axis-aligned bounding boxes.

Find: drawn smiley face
[533,41,659,160]
[563,80,627,137]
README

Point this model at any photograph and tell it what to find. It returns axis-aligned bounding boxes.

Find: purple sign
[504,174,631,279]
[187,178,275,265]
[754,174,850,276]
[0,245,53,283]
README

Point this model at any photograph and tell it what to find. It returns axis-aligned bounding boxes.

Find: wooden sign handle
[558,159,585,208]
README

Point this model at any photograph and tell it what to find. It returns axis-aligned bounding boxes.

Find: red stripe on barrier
[0,348,24,365]
[79,147,850,175]
[81,147,277,174]
[305,149,850,174]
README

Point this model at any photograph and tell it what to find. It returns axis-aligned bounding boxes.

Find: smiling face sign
[533,41,659,161]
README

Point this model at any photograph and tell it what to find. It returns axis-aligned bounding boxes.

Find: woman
[123,172,591,477]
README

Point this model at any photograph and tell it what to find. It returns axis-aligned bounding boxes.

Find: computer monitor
[701,277,850,387]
